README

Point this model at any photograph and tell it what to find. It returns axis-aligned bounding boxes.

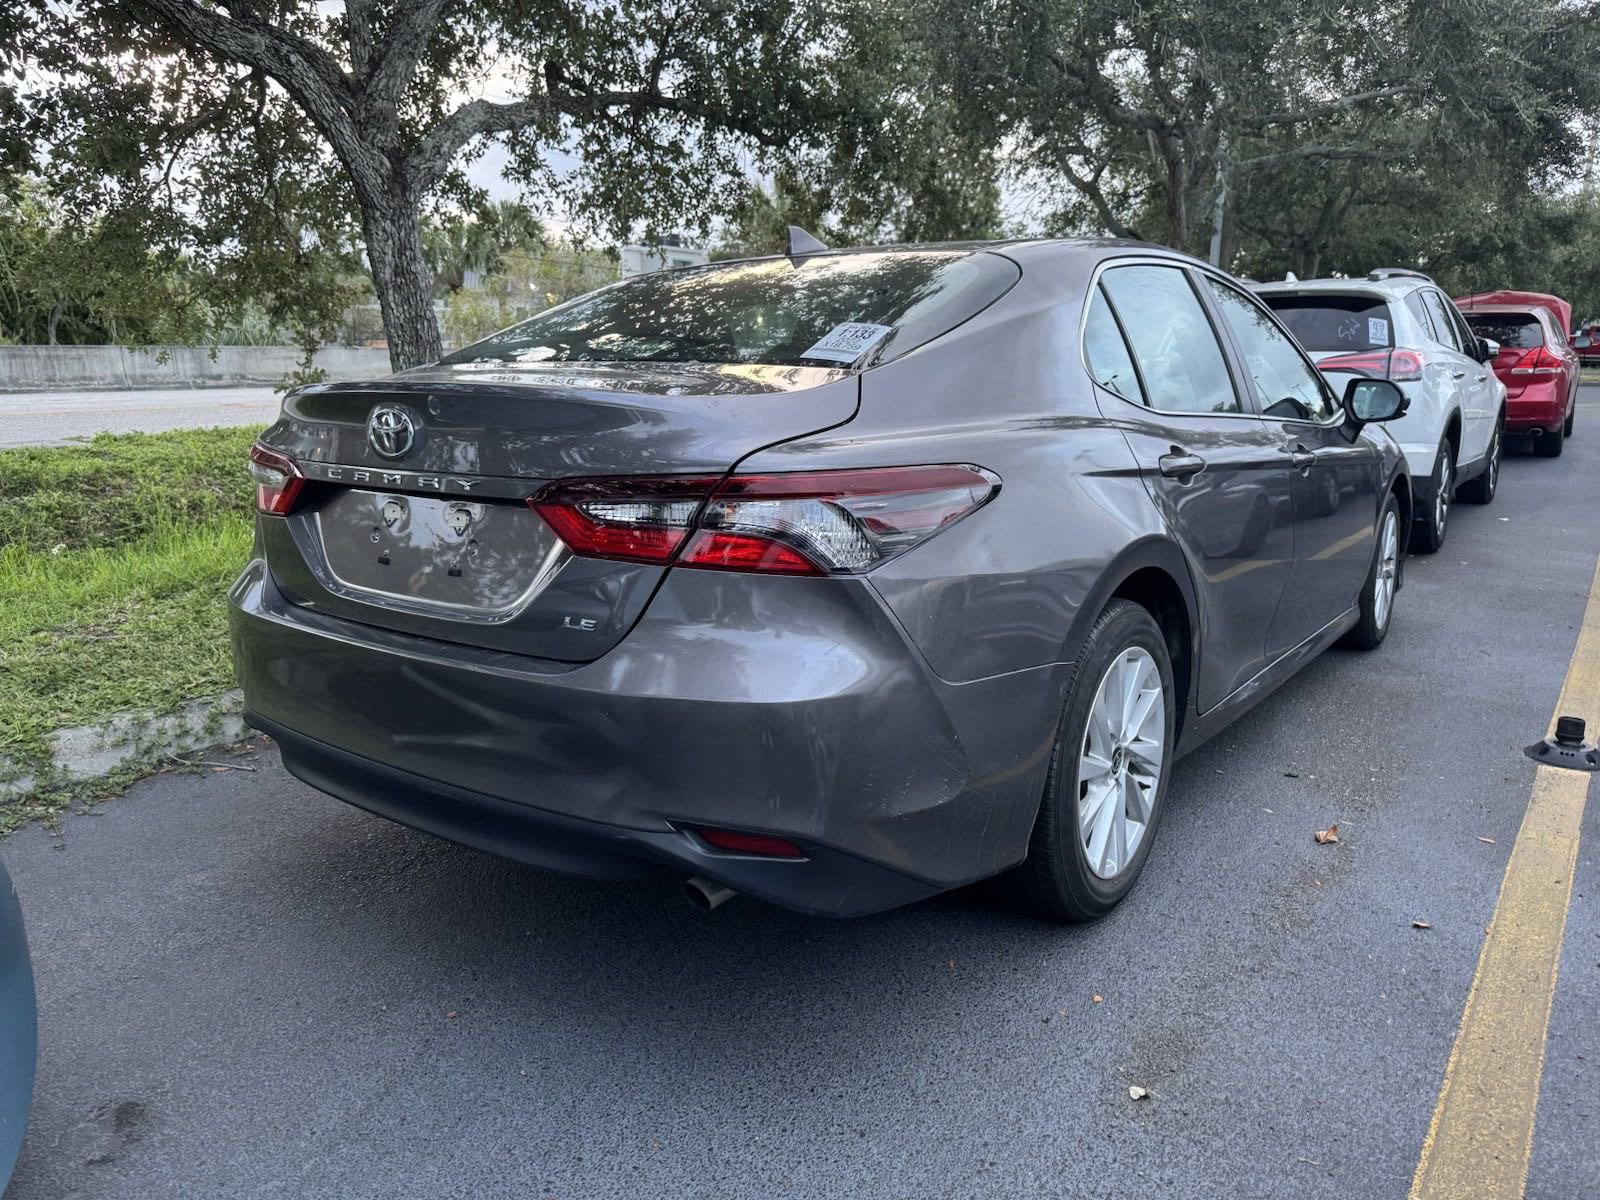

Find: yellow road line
[1410,557,1600,1200]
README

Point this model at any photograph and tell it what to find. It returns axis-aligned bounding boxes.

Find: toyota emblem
[367,405,417,458]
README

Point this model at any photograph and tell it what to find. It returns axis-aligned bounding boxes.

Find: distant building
[619,234,708,276]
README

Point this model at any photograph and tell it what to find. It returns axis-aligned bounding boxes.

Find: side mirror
[1575,335,1593,350]
[1343,377,1408,425]
[1480,337,1500,361]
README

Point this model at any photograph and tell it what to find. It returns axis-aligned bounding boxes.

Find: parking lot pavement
[0,388,280,448]
[3,390,1598,1200]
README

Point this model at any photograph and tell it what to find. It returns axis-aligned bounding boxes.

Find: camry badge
[367,405,417,458]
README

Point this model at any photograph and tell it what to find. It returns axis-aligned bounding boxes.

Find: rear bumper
[229,560,1063,916]
[1503,380,1568,432]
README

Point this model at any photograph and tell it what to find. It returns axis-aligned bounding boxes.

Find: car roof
[1252,276,1427,300]
[707,236,1202,271]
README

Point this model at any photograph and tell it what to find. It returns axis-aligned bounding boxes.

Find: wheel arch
[1060,538,1199,743]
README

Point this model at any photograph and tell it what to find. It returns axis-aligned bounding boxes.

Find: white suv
[1254,269,1506,553]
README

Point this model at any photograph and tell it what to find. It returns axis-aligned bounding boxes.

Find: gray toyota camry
[231,237,1411,920]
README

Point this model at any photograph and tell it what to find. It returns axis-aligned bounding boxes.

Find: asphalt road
[4,393,1599,1200]
[0,388,280,448]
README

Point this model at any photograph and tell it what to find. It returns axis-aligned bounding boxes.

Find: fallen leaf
[1311,879,1322,887]
[445,1011,458,1020]
[1128,1085,1149,1101]
[1092,994,1103,1004]
[1283,771,1300,779]
[1263,807,1274,814]
[948,958,956,969]
[1314,823,1340,845]
[1412,919,1432,930]
[1478,836,1496,844]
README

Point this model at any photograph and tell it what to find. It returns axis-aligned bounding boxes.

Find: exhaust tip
[1528,427,1544,437]
[683,877,738,912]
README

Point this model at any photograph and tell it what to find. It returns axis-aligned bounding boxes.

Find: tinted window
[1421,291,1462,350]
[1463,312,1544,349]
[439,251,1019,369]
[1100,266,1239,414]
[1259,293,1395,352]
[1083,288,1145,405]
[1206,280,1335,422]
[1405,291,1437,340]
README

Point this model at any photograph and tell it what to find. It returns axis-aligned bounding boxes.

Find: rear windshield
[439,251,1019,369]
[1258,293,1396,352]
[1463,312,1543,348]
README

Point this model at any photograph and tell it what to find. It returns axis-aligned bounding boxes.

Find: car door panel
[1199,275,1382,654]
[1088,265,1294,713]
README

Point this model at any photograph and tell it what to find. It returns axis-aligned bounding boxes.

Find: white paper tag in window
[802,322,894,364]
[1367,317,1390,345]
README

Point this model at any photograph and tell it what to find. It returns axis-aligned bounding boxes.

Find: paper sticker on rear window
[1368,317,1390,345]
[802,322,894,364]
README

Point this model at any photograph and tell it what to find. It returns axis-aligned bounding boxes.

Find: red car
[1573,322,1600,366]
[1456,290,1580,457]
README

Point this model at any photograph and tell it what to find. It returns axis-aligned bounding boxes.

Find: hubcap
[1489,429,1500,490]
[1077,647,1165,880]
[1375,510,1399,630]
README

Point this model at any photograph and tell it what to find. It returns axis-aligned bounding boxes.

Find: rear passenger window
[1422,291,1462,351]
[1084,288,1145,406]
[1100,266,1240,414]
[1405,291,1438,340]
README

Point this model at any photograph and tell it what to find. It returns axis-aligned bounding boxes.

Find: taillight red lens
[248,443,304,515]
[529,475,720,564]
[1510,346,1562,376]
[1317,349,1424,382]
[530,464,1000,575]
[693,827,806,858]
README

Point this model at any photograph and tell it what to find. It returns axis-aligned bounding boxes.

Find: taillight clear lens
[248,443,304,514]
[530,465,999,575]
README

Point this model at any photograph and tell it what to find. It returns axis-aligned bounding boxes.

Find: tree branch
[366,0,449,107]
[1244,86,1418,131]
[345,0,375,79]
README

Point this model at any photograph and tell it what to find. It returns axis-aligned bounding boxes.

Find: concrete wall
[0,345,393,392]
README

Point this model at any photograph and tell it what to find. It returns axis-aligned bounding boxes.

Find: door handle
[1452,370,1467,379]
[1281,442,1316,471]
[1476,374,1488,382]
[1158,451,1206,480]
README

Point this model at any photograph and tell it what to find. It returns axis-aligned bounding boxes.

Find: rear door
[1201,276,1381,654]
[1088,262,1294,710]
[1422,288,1493,463]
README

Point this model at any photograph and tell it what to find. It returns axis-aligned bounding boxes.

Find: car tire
[1410,439,1454,554]
[1459,417,1501,504]
[1535,424,1565,457]
[1341,492,1402,651]
[1006,599,1176,922]
[1564,401,1575,438]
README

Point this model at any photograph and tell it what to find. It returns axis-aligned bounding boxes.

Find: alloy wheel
[1434,454,1451,537]
[1488,427,1500,493]
[1374,508,1399,631]
[1077,647,1166,880]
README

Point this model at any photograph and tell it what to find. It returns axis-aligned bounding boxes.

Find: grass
[0,428,262,828]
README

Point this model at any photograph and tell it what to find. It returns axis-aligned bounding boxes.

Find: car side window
[1444,300,1477,352]
[1100,265,1241,414]
[1422,291,1462,351]
[1083,287,1146,406]
[1404,291,1437,341]
[1204,278,1336,422]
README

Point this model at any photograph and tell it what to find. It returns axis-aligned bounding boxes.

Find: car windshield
[1258,294,1395,352]
[1463,312,1543,348]
[438,251,1019,369]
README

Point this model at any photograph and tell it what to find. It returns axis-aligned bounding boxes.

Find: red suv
[1456,290,1580,457]
[1573,322,1600,366]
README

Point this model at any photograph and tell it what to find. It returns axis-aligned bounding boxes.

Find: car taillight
[1317,349,1425,382]
[248,442,304,515]
[530,464,1000,575]
[1510,346,1562,376]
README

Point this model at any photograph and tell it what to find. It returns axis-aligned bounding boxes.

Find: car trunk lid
[255,362,858,662]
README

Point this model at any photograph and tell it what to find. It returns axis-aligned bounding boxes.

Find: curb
[1,690,248,802]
